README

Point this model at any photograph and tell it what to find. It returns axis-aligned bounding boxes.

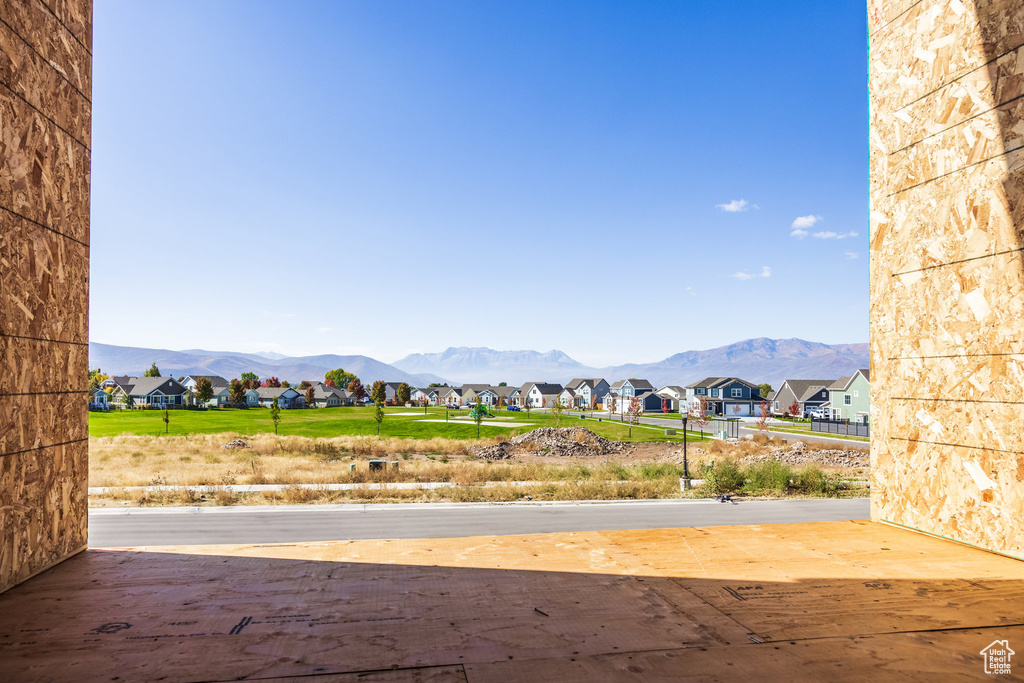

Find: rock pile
[473,427,631,460]
[222,439,250,449]
[740,440,869,469]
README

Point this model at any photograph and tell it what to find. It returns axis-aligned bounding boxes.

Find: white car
[806,409,825,419]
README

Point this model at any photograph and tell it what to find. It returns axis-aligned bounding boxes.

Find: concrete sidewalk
[2,520,1022,681]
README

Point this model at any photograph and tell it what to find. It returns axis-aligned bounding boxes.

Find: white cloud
[845,252,859,259]
[790,228,808,239]
[717,199,752,213]
[792,214,822,229]
[685,286,697,297]
[813,230,859,240]
[733,266,771,281]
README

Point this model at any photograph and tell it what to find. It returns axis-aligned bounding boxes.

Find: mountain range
[87,343,447,387]
[394,338,868,388]
[90,337,868,391]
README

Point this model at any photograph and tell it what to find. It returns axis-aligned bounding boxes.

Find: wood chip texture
[870,0,1024,558]
[0,0,91,593]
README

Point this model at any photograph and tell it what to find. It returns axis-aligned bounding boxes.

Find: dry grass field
[88,431,868,507]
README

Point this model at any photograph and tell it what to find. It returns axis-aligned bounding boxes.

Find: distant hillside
[88,343,448,387]
[393,347,586,385]
[395,338,868,389]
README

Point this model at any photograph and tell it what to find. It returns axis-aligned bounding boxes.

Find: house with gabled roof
[822,369,870,422]
[684,377,766,417]
[558,387,576,407]
[110,376,189,408]
[771,379,835,418]
[180,375,229,393]
[655,385,686,412]
[255,387,301,409]
[442,387,464,407]
[564,378,610,409]
[520,382,563,408]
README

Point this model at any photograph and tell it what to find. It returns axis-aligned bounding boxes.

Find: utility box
[664,429,676,436]
[369,460,385,471]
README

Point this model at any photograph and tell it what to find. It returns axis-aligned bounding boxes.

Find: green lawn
[88,407,711,443]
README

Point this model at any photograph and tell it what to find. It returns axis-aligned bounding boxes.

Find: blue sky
[91,1,867,366]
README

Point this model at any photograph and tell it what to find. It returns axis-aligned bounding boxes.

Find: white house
[564,378,610,409]
[520,382,563,408]
[655,385,686,411]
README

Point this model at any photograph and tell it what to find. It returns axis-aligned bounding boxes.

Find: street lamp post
[681,414,689,479]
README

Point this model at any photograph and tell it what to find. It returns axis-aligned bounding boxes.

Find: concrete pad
[414,419,534,428]
[1,521,1022,681]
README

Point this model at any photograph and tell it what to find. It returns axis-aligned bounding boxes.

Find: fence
[810,418,870,438]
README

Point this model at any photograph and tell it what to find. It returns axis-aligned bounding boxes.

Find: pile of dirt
[473,427,632,460]
[738,440,869,469]
[222,439,250,449]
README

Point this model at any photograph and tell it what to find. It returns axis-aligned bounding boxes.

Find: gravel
[473,427,633,460]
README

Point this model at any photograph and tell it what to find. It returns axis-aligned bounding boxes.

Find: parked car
[806,408,825,419]
[507,405,521,412]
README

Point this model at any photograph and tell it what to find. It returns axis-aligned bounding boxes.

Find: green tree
[498,381,507,386]
[373,399,385,436]
[370,380,387,404]
[144,362,161,377]
[758,383,773,400]
[471,402,489,437]
[325,368,358,389]
[396,382,411,405]
[270,397,281,435]
[241,371,258,382]
[280,380,290,388]
[195,377,214,405]
[298,380,312,390]
[162,409,170,434]
[549,395,567,428]
[229,379,246,404]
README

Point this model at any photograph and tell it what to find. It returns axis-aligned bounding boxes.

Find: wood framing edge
[879,519,1024,562]
[0,543,87,596]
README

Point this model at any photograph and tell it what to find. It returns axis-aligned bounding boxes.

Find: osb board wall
[869,0,1024,557]
[0,0,91,593]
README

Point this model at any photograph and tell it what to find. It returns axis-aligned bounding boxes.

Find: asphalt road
[88,498,870,547]
[625,413,867,448]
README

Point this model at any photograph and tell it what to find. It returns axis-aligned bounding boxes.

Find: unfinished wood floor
[1,520,1023,681]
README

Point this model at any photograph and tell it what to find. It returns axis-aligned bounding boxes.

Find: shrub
[745,460,792,493]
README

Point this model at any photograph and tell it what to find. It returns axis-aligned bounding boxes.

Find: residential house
[492,385,516,407]
[564,378,610,409]
[633,391,668,413]
[655,385,686,412]
[442,387,464,407]
[255,387,301,408]
[507,387,522,407]
[604,379,655,414]
[558,387,576,407]
[308,383,351,408]
[90,389,109,408]
[520,382,563,408]
[459,384,493,406]
[180,375,229,394]
[684,377,766,417]
[244,389,260,407]
[476,388,499,406]
[823,369,870,422]
[426,387,448,405]
[409,387,430,404]
[770,380,834,417]
[110,376,189,408]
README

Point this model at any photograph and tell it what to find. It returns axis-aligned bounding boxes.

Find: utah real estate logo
[980,640,1014,675]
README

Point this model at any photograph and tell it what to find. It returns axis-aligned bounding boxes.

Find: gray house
[110,376,189,408]
[564,378,610,409]
[685,377,766,417]
[771,379,834,417]
[255,387,301,408]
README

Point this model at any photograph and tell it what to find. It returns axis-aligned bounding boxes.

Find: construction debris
[472,427,632,460]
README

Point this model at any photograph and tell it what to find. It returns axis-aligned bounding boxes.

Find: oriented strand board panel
[2,522,1024,681]
[0,0,91,593]
[870,0,1024,557]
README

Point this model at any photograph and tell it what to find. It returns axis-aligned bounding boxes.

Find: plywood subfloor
[1,521,1023,681]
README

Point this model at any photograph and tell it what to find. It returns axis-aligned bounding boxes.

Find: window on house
[711,389,719,397]
[731,388,742,398]
[844,395,852,405]
[773,401,779,410]
[853,390,859,398]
